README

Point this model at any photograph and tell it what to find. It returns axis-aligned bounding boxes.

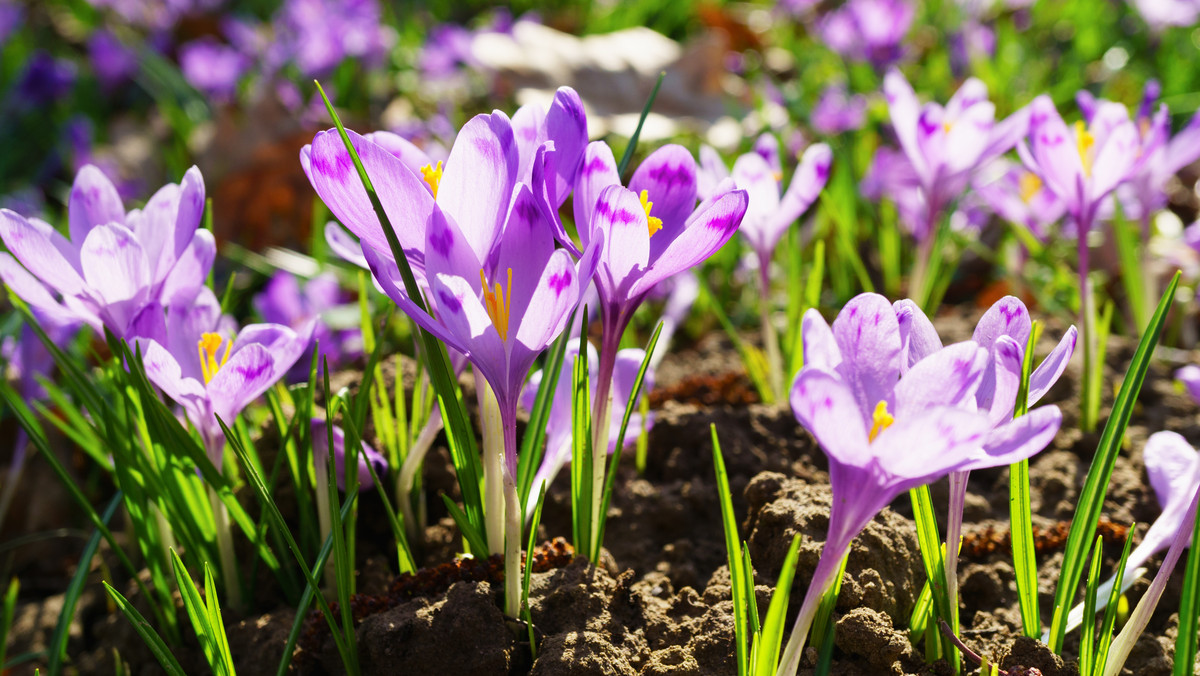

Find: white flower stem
[759,260,784,403]
[397,407,443,545]
[208,484,242,610]
[477,374,505,556]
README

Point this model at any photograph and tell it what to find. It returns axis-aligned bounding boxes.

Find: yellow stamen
[772,170,784,182]
[1018,172,1042,204]
[639,189,663,237]
[1074,120,1095,178]
[480,268,513,341]
[197,332,233,384]
[868,400,895,443]
[420,161,444,199]
[943,121,954,134]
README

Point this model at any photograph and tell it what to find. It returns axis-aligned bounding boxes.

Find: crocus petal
[494,185,555,329]
[764,142,832,253]
[1028,325,1077,406]
[429,273,508,389]
[944,101,995,175]
[1026,96,1084,208]
[324,221,370,270]
[731,152,782,253]
[800,307,842,373]
[592,185,651,296]
[893,299,942,373]
[629,144,699,234]
[361,245,468,356]
[127,302,168,346]
[1178,364,1200,405]
[894,341,987,417]
[790,369,871,467]
[312,419,388,491]
[1090,120,1139,200]
[754,133,782,178]
[884,69,925,180]
[873,406,991,480]
[1164,110,1200,175]
[697,145,730,201]
[437,112,518,262]
[831,293,902,418]
[982,335,1024,427]
[80,223,151,331]
[424,205,484,285]
[233,320,314,381]
[306,128,434,266]
[0,210,87,297]
[965,404,1062,469]
[512,102,545,184]
[0,253,78,326]
[515,249,580,353]
[544,87,589,201]
[531,142,581,257]
[207,343,278,426]
[364,130,435,179]
[141,339,207,410]
[160,229,215,306]
[573,141,621,252]
[980,104,1032,162]
[972,296,1032,349]
[630,187,747,296]
[1145,430,1200,515]
[68,165,125,244]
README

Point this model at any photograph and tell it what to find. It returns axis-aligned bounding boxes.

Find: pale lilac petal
[0,253,77,325]
[592,185,650,296]
[1091,120,1140,199]
[790,369,871,468]
[364,131,435,179]
[437,112,518,262]
[0,210,87,296]
[324,221,370,270]
[800,308,842,373]
[160,229,215,306]
[306,128,433,265]
[946,78,989,118]
[125,182,181,277]
[515,249,580,353]
[573,141,621,250]
[80,223,151,331]
[731,152,782,253]
[1028,325,1077,406]
[207,343,278,425]
[141,339,207,412]
[233,320,314,380]
[754,133,782,177]
[697,145,730,201]
[944,101,995,175]
[1135,431,1200,567]
[831,293,903,418]
[1178,364,1200,406]
[68,165,125,244]
[127,302,168,346]
[982,335,1024,427]
[429,273,507,386]
[630,187,747,296]
[873,406,991,479]
[980,104,1032,162]
[884,69,924,179]
[1027,96,1085,207]
[894,341,987,417]
[964,405,1062,469]
[425,205,484,285]
[972,296,1032,349]
[511,102,545,184]
[1164,111,1200,176]
[312,419,388,491]
[629,144,699,234]
[531,142,581,257]
[544,87,589,200]
[494,184,555,327]
[765,142,832,253]
[362,245,467,356]
[893,299,941,373]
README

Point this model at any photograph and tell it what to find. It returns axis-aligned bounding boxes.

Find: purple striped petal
[0,210,87,297]
[894,341,987,417]
[68,165,125,244]
[1028,325,1077,406]
[631,187,747,297]
[573,141,621,251]
[437,112,518,262]
[831,293,903,421]
[629,144,698,236]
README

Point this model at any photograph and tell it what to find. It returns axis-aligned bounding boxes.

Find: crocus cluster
[780,293,1063,672]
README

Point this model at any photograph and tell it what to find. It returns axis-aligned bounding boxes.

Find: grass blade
[711,424,749,676]
[518,311,575,509]
[102,583,187,676]
[1096,524,1136,676]
[1046,271,1181,653]
[1080,535,1103,676]
[1011,322,1041,638]
[616,71,665,176]
[754,533,802,676]
[1175,494,1200,676]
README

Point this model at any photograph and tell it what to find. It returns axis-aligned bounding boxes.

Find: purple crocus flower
[0,1,23,44]
[817,0,914,69]
[141,288,315,463]
[179,38,249,102]
[311,419,388,491]
[88,30,138,89]
[884,70,1031,240]
[16,53,77,108]
[779,293,1062,672]
[0,165,213,342]
[972,158,1066,240]
[812,84,868,136]
[267,0,395,78]
[254,271,362,382]
[519,343,654,514]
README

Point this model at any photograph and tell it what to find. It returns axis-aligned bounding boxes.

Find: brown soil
[9,314,1200,675]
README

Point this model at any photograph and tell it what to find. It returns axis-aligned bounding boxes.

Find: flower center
[639,190,663,237]
[480,267,513,341]
[198,332,232,384]
[420,161,444,199]
[868,400,894,443]
[1019,172,1042,204]
[1073,120,1095,178]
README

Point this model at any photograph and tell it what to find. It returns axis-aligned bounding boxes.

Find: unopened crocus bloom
[0,165,213,342]
[519,343,654,515]
[811,84,868,136]
[141,288,315,464]
[779,294,1062,674]
[311,419,388,491]
[817,0,914,69]
[254,271,362,382]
